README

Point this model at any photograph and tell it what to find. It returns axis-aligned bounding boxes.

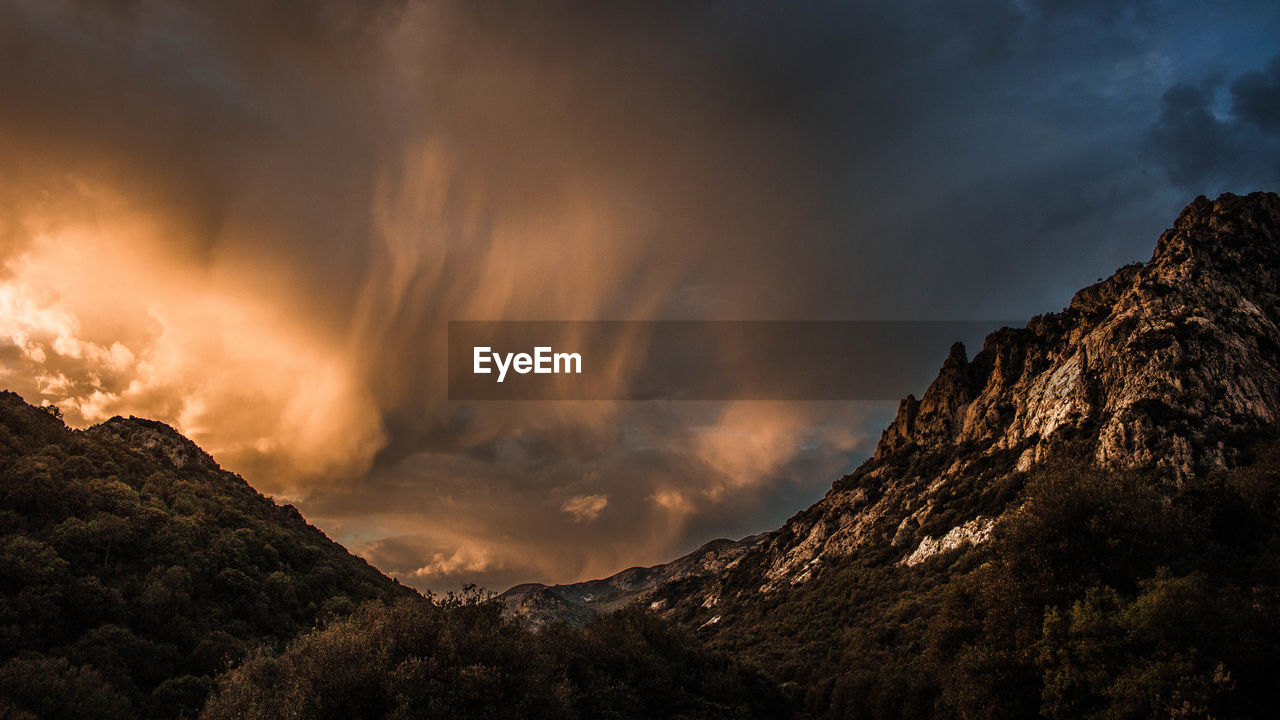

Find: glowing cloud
[561,494,608,522]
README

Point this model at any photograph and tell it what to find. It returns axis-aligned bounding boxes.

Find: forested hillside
[202,595,788,719]
[0,391,790,719]
[0,391,412,718]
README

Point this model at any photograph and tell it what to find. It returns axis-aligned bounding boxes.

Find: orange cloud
[561,494,609,522]
[0,187,386,496]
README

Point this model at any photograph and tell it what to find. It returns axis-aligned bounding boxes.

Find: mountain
[687,190,1280,598]
[503,191,1280,718]
[0,393,415,718]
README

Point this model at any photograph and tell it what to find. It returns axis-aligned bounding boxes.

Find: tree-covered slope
[0,391,414,718]
[201,594,789,720]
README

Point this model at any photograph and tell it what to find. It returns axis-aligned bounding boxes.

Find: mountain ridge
[499,533,772,625]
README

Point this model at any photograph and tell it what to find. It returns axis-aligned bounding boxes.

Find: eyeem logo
[473,346,582,383]
[449,320,1013,400]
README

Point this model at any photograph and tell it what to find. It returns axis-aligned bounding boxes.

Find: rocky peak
[85,416,220,472]
[1155,192,1280,264]
[873,191,1280,481]
[875,342,975,461]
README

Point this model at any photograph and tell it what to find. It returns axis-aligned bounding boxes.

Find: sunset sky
[2,0,1279,592]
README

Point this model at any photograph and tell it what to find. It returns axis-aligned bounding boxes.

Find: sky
[1,0,1279,592]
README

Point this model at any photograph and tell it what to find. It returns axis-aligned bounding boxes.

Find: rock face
[503,192,1280,624]
[85,416,220,472]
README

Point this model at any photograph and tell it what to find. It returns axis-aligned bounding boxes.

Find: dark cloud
[1145,54,1280,192]
[1146,82,1241,188]
[1025,0,1151,24]
[1232,54,1280,135]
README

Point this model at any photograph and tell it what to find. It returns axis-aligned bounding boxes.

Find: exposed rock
[900,516,994,567]
[85,416,220,472]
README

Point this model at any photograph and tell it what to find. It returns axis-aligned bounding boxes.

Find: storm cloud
[1146,52,1280,190]
[1,0,1278,590]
